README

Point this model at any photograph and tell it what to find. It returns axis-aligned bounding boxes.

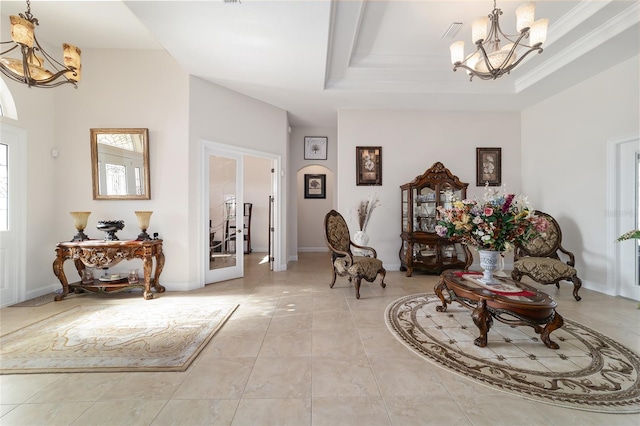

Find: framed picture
[304,174,326,199]
[304,136,328,160]
[476,147,502,186]
[356,146,382,186]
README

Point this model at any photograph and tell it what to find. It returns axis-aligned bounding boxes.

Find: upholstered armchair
[511,211,582,301]
[323,210,386,299]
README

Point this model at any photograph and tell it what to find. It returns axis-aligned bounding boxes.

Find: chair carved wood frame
[511,211,582,301]
[323,210,386,299]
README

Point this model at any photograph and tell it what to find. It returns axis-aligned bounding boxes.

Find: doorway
[202,141,281,285]
[0,123,26,307]
[608,134,640,301]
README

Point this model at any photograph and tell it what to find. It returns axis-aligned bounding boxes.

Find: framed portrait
[304,136,328,160]
[304,174,326,199]
[356,146,382,186]
[476,147,502,186]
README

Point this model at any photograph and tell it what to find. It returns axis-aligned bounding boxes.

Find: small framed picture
[476,147,502,186]
[304,174,326,199]
[356,146,382,186]
[304,136,328,160]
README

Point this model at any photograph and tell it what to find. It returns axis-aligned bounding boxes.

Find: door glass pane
[209,155,237,270]
[0,143,7,231]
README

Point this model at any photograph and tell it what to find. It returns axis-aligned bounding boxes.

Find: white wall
[244,155,272,252]
[521,55,640,295]
[188,76,289,283]
[297,165,334,252]
[337,110,522,270]
[288,126,338,258]
[2,49,190,297]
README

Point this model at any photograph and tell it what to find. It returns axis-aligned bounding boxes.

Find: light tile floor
[1,252,639,425]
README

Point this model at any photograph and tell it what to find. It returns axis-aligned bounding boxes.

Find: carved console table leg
[153,250,166,293]
[472,298,492,347]
[52,252,69,301]
[142,255,154,300]
[540,311,564,349]
[434,278,449,312]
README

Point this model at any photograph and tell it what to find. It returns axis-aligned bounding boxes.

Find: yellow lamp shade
[10,15,34,47]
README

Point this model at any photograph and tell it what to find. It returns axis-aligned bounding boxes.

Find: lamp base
[71,230,89,242]
[136,229,151,241]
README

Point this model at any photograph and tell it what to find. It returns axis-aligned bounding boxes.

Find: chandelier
[449,1,548,81]
[0,0,81,88]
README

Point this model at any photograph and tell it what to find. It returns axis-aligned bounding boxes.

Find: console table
[434,270,564,349]
[53,239,165,301]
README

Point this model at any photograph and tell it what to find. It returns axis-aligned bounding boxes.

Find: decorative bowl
[96,220,125,241]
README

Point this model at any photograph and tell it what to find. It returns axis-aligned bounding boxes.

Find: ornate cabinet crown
[399,162,472,276]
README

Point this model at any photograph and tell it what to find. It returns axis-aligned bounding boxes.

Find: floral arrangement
[357,193,381,232]
[435,186,549,252]
[617,229,640,241]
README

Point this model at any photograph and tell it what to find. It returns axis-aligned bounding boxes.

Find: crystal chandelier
[0,0,81,88]
[449,1,548,81]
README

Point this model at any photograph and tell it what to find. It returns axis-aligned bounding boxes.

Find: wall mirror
[90,128,150,200]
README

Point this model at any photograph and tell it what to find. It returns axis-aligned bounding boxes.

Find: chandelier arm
[452,63,496,81]
[501,46,544,72]
[0,43,20,56]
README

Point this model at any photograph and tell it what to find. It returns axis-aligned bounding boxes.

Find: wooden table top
[440,270,557,320]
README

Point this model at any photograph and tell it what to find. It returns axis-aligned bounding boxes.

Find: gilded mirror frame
[90,128,150,200]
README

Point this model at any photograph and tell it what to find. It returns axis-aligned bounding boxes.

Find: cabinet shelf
[399,162,472,276]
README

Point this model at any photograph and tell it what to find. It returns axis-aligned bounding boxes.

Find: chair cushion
[334,256,383,279]
[513,257,577,283]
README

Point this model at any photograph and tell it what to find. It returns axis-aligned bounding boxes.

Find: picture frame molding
[476,147,502,186]
[304,136,328,160]
[304,173,326,199]
[356,146,382,186]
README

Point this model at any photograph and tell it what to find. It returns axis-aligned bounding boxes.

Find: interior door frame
[200,140,283,284]
[606,133,640,300]
[0,122,26,307]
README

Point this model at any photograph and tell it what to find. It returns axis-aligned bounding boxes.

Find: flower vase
[352,230,370,257]
[478,250,501,284]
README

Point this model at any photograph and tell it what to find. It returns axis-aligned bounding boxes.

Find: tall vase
[352,230,370,257]
[478,250,500,284]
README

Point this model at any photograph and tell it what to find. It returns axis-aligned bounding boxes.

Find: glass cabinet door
[415,185,437,232]
[401,188,409,232]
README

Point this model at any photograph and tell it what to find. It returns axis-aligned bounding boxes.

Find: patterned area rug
[386,293,640,413]
[9,293,58,307]
[0,303,238,374]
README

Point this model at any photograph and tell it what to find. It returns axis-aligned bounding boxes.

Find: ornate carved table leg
[472,298,492,347]
[153,249,166,293]
[434,278,449,312]
[52,250,69,301]
[540,311,564,349]
[142,255,154,300]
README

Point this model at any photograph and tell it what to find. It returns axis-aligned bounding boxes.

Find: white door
[0,124,26,307]
[618,140,640,300]
[204,147,244,284]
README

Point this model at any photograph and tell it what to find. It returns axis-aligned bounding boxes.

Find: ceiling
[1,0,638,127]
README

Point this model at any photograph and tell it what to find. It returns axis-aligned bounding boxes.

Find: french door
[204,146,244,284]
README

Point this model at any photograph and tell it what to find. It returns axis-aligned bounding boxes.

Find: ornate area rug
[0,303,238,374]
[9,293,58,307]
[386,294,640,413]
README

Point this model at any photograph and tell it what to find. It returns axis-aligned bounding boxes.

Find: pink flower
[483,207,494,216]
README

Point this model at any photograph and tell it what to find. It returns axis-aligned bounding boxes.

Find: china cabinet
[400,162,472,276]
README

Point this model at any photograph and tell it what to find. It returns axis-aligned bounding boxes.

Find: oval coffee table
[434,270,564,349]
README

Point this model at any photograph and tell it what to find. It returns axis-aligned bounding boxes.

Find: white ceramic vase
[352,230,370,256]
[478,249,501,284]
